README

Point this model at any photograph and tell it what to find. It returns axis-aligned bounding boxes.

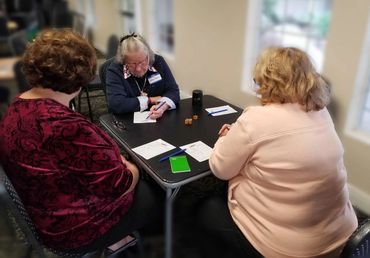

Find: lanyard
[133,75,147,96]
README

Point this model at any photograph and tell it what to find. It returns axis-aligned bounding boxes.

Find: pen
[208,108,228,116]
[146,101,166,119]
[159,148,186,162]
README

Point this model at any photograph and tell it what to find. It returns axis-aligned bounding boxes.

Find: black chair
[340,218,370,258]
[77,75,106,122]
[0,86,10,118]
[0,86,10,104]
[106,35,119,59]
[50,1,73,28]
[76,57,114,122]
[8,29,28,56]
[0,16,12,56]
[99,57,115,85]
[0,163,142,258]
[13,60,30,93]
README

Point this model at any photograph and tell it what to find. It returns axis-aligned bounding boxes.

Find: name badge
[148,73,162,84]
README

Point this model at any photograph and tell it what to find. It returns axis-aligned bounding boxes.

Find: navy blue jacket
[106,54,180,114]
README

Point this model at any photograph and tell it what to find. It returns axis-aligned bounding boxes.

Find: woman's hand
[149,102,169,119]
[218,124,231,137]
[120,155,139,194]
[149,96,162,104]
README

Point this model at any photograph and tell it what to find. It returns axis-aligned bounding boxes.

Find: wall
[324,0,370,214]
[92,0,121,52]
[174,0,258,108]
[68,0,122,54]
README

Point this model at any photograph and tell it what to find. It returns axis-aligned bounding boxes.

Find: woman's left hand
[218,124,231,137]
[149,102,169,119]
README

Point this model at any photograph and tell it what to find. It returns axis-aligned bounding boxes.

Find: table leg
[165,187,180,258]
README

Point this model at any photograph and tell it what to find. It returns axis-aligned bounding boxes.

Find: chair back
[0,164,95,258]
[14,60,30,93]
[99,57,115,86]
[9,30,28,56]
[0,16,9,37]
[50,1,73,28]
[0,164,47,258]
[340,218,370,258]
[106,35,119,59]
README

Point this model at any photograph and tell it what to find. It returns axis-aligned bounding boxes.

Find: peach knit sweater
[209,103,357,258]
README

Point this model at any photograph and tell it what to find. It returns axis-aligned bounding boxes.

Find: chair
[76,57,114,122]
[8,29,28,56]
[13,60,30,93]
[99,57,115,86]
[0,86,10,104]
[77,75,106,122]
[0,86,10,118]
[0,163,142,258]
[0,16,12,56]
[340,218,370,258]
[50,1,73,28]
[106,35,119,59]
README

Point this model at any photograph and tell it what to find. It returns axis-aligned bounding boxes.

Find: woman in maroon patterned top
[0,28,163,253]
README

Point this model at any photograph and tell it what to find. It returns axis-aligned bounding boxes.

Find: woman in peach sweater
[199,47,358,258]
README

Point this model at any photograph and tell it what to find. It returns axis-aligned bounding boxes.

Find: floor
[0,90,369,258]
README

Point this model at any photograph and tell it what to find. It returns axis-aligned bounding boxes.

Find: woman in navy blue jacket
[106,33,180,119]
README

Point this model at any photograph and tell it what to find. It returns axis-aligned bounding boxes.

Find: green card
[169,156,191,173]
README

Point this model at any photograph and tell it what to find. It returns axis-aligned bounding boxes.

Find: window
[347,14,370,138]
[74,0,95,37]
[148,0,174,54]
[119,0,142,34]
[243,0,333,92]
[359,82,370,132]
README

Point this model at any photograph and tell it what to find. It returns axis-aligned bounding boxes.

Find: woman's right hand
[121,155,139,194]
[149,96,162,105]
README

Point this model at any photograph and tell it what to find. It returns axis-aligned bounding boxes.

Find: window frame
[242,0,333,93]
[147,0,174,56]
[119,0,143,34]
[345,13,370,144]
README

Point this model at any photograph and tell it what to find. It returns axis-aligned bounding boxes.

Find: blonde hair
[253,47,330,111]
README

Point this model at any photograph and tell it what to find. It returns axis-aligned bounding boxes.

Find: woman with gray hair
[106,33,180,119]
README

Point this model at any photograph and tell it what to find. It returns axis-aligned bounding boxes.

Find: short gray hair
[116,33,155,66]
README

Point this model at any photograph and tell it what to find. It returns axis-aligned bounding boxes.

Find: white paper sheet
[132,139,176,160]
[180,141,213,162]
[133,111,156,123]
[205,105,237,116]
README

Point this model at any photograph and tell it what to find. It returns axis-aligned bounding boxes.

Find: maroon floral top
[0,97,134,250]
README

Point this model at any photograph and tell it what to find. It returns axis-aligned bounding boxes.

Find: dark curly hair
[22,28,97,94]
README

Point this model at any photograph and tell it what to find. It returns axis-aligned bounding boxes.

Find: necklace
[134,75,147,96]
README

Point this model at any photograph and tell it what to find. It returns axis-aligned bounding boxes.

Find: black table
[99,95,242,258]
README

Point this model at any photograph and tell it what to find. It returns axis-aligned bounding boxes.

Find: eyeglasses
[112,115,126,130]
[125,56,149,69]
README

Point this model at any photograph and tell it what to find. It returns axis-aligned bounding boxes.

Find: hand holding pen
[147,101,168,119]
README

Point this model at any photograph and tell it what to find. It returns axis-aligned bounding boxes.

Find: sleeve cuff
[138,96,149,111]
[159,97,176,110]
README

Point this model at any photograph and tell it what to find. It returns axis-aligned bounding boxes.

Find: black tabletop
[100,95,243,188]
